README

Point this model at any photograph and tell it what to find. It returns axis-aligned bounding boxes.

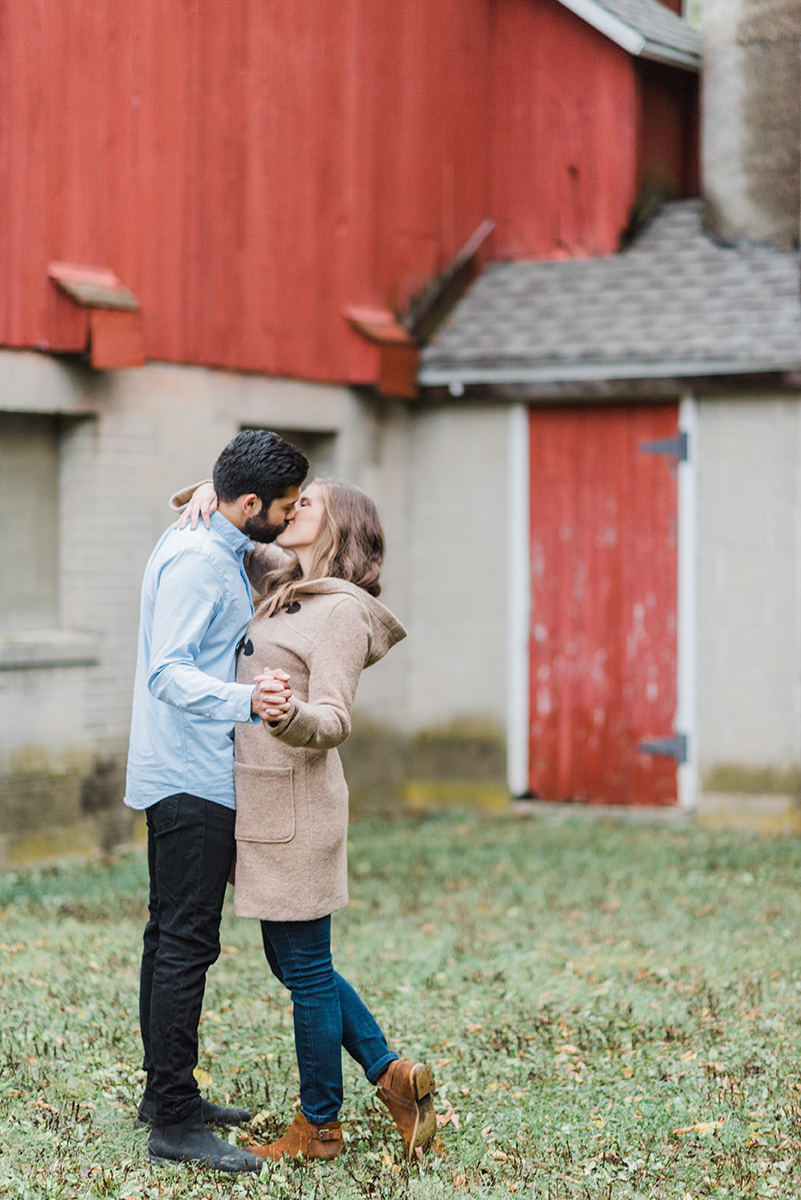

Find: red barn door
[527,404,680,805]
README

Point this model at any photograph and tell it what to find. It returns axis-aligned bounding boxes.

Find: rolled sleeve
[147,552,255,722]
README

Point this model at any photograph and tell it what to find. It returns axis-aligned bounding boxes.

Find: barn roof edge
[554,0,702,71]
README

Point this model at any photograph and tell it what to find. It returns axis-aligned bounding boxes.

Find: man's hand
[178,482,218,530]
[250,670,292,721]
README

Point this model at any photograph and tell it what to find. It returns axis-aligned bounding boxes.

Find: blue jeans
[261,916,398,1124]
[140,793,236,1125]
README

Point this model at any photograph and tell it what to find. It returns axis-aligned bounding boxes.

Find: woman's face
[276,482,325,551]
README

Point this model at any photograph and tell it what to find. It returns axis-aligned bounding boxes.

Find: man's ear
[240,493,262,516]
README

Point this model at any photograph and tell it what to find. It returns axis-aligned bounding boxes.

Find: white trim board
[556,0,645,54]
[506,404,531,796]
[419,359,799,388]
[676,394,699,809]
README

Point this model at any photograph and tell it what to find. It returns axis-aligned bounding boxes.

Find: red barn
[0,0,706,861]
[0,0,698,381]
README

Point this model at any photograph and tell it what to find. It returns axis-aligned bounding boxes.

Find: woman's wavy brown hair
[260,478,385,616]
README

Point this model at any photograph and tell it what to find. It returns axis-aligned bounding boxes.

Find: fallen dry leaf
[674,1117,724,1136]
[436,1104,460,1130]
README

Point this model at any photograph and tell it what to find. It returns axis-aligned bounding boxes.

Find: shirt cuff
[231,682,257,723]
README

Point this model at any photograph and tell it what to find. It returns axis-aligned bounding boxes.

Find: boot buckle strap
[317,1127,342,1142]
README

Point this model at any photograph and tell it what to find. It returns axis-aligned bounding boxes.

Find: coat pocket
[234,763,295,844]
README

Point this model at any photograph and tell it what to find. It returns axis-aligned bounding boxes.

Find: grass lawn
[1,811,801,1199]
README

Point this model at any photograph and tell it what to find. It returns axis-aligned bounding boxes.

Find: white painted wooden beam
[676,394,699,809]
[507,404,531,797]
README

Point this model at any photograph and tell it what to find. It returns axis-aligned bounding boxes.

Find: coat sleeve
[168,484,291,590]
[169,479,213,510]
[244,544,293,593]
[267,598,370,749]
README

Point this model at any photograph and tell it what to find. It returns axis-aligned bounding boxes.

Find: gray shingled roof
[563,0,702,68]
[419,201,801,388]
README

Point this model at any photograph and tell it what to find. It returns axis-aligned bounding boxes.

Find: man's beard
[243,511,288,544]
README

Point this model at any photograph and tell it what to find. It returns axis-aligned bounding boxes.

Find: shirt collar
[210,510,253,554]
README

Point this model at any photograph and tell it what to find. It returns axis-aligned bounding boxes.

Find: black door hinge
[638,733,688,764]
[639,431,688,461]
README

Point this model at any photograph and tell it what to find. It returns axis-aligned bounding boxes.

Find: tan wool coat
[232,545,406,921]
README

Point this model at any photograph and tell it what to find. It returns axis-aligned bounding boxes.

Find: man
[124,430,308,1173]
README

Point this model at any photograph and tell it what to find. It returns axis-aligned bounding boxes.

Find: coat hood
[283,577,406,667]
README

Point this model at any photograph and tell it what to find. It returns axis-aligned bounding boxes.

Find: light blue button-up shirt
[124,512,257,811]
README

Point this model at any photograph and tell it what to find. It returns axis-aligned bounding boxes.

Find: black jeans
[139,793,236,1125]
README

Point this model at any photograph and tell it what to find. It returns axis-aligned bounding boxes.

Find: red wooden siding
[0,0,658,383]
[528,405,680,805]
[491,0,639,259]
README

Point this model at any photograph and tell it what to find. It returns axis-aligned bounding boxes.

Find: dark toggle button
[242,638,254,656]
[285,601,301,614]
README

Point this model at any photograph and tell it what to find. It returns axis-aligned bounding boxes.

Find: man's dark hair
[213,430,308,506]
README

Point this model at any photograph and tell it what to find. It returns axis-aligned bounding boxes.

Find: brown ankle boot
[246,1111,343,1162]
[376,1059,436,1161]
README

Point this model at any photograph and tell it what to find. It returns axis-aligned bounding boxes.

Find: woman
[173,476,436,1164]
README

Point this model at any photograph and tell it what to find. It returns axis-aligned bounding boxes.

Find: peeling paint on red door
[528,404,679,805]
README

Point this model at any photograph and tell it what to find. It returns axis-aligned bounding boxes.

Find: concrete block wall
[7,346,801,850]
[405,403,509,730]
[0,351,513,859]
[696,392,801,787]
[0,351,383,861]
[339,400,511,813]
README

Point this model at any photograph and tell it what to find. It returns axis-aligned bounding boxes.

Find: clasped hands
[251,669,292,722]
